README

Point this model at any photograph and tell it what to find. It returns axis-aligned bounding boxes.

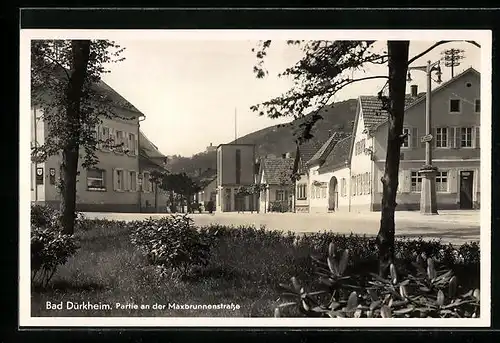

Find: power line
[441,48,465,78]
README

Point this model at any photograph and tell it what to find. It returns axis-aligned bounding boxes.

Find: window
[411,171,422,192]
[341,178,346,197]
[116,169,124,191]
[365,172,370,194]
[87,169,106,191]
[297,184,307,200]
[402,128,410,148]
[351,176,356,196]
[115,130,124,152]
[235,149,241,184]
[461,127,473,148]
[436,128,448,148]
[355,139,366,155]
[101,127,110,150]
[128,171,137,191]
[276,190,285,201]
[128,133,136,155]
[450,99,461,113]
[321,186,326,198]
[475,99,480,113]
[436,171,448,192]
[357,175,362,195]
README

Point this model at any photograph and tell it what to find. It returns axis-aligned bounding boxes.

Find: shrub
[31,205,79,287]
[269,201,289,213]
[130,215,212,277]
[206,200,215,213]
[274,242,480,318]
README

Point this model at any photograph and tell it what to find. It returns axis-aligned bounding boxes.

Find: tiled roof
[297,138,327,172]
[260,158,296,185]
[140,130,165,159]
[360,94,421,131]
[307,132,350,166]
[318,135,353,174]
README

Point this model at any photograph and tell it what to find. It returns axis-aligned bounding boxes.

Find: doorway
[459,171,474,209]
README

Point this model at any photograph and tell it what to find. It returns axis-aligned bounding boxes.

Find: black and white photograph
[20,29,491,327]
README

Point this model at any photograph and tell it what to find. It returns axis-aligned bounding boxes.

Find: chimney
[410,85,418,98]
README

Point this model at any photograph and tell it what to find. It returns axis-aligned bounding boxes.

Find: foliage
[31,40,128,170]
[274,242,480,318]
[269,201,290,213]
[129,215,211,277]
[206,200,215,213]
[31,205,79,287]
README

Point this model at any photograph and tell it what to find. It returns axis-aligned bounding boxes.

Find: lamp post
[137,173,143,213]
[407,60,442,214]
[137,115,146,213]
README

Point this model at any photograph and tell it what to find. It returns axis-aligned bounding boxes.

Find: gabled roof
[364,67,480,132]
[307,132,350,167]
[359,94,422,131]
[296,137,328,173]
[259,158,295,185]
[318,135,353,174]
[139,131,168,170]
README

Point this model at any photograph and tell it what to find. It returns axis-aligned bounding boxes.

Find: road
[82,210,481,246]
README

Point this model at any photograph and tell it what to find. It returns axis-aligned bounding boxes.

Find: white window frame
[449,98,461,114]
[276,189,285,201]
[115,130,124,153]
[435,127,448,148]
[460,127,473,148]
[341,178,346,197]
[87,168,106,192]
[410,171,422,193]
[436,171,449,193]
[128,133,136,155]
[142,171,152,193]
[101,126,111,151]
[401,128,410,148]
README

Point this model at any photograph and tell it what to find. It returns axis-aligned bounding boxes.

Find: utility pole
[441,48,465,79]
[234,107,238,144]
[407,60,443,214]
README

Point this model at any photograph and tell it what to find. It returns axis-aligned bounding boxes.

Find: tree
[251,39,480,276]
[154,172,201,213]
[31,40,127,234]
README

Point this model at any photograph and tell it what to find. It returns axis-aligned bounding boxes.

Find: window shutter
[403,170,411,193]
[275,189,279,200]
[449,169,458,193]
[455,127,461,148]
[397,171,404,193]
[124,170,130,191]
[475,127,480,149]
[432,128,437,148]
[411,128,418,149]
[112,169,118,191]
[447,127,453,148]
[135,134,139,155]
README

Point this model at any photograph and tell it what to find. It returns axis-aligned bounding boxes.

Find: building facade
[257,156,295,213]
[215,144,257,212]
[31,81,168,213]
[310,67,481,212]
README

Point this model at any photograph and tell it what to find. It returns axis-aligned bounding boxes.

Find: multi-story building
[308,67,481,212]
[257,155,295,213]
[215,144,257,212]
[31,80,167,213]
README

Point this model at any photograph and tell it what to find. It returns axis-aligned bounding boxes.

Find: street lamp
[407,60,442,215]
[137,173,143,213]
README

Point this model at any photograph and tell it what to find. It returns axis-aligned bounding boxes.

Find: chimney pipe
[328,130,332,137]
[410,85,418,97]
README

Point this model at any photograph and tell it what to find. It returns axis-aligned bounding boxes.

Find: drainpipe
[348,161,352,213]
[137,115,146,213]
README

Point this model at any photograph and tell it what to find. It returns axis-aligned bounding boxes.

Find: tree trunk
[376,41,409,276]
[59,40,91,235]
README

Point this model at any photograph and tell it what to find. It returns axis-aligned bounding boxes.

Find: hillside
[167,98,358,176]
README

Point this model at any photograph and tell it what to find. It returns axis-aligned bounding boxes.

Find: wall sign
[36,167,44,185]
[49,168,56,185]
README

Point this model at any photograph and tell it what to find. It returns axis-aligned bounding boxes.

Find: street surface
[82,210,481,246]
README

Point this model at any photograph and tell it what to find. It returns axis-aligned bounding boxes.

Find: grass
[31,220,480,318]
[31,223,289,317]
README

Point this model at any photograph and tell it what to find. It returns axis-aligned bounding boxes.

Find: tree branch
[407,40,481,65]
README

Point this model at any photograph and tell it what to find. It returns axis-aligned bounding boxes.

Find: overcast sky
[98,39,482,157]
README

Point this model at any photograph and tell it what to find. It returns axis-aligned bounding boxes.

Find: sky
[99,38,482,157]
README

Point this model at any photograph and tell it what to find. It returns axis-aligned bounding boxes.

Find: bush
[206,200,215,213]
[130,215,212,277]
[31,205,79,287]
[274,242,480,318]
[268,201,289,213]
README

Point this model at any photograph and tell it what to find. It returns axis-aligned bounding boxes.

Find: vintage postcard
[20,29,491,327]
